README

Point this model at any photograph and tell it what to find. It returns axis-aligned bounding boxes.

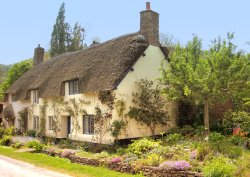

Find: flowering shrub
[126,138,159,156]
[61,149,75,158]
[111,157,122,163]
[159,160,191,170]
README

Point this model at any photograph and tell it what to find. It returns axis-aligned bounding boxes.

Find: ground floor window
[33,116,39,130]
[83,115,94,134]
[48,116,54,130]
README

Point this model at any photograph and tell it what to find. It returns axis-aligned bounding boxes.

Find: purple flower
[111,157,122,163]
[159,160,191,170]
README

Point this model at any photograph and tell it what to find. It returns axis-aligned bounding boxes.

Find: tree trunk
[204,99,210,133]
[150,123,156,139]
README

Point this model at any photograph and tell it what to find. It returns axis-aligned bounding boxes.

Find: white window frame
[83,115,94,135]
[32,90,39,104]
[33,116,39,130]
[69,80,79,95]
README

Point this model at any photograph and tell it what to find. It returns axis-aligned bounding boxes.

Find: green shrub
[208,132,225,143]
[0,128,5,138]
[203,156,236,177]
[27,130,37,137]
[229,135,244,146]
[11,142,22,149]
[223,111,250,133]
[165,133,181,145]
[126,138,160,156]
[220,145,243,159]
[235,153,250,177]
[197,143,211,161]
[0,135,12,146]
[26,140,43,152]
[116,148,126,155]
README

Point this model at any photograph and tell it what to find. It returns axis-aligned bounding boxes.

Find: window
[33,116,39,130]
[32,90,39,104]
[48,116,54,130]
[83,115,94,134]
[69,80,79,95]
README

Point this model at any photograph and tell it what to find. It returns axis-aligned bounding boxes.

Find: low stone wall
[41,150,203,177]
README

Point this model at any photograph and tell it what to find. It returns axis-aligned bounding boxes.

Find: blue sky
[0,0,249,65]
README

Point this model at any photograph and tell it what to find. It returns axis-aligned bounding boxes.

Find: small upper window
[32,90,39,104]
[69,80,79,95]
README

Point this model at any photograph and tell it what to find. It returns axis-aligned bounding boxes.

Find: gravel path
[0,155,72,177]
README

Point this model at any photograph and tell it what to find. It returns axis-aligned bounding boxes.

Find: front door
[67,116,71,136]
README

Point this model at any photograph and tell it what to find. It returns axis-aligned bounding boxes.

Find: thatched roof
[7,33,152,100]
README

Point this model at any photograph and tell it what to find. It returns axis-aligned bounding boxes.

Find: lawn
[0,146,142,177]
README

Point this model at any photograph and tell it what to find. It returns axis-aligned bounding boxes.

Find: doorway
[67,116,71,137]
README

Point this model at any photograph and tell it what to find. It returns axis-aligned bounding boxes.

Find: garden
[0,121,249,177]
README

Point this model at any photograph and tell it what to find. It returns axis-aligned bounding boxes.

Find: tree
[128,79,170,138]
[0,60,32,101]
[68,22,85,52]
[161,34,250,132]
[50,3,70,57]
[50,3,85,57]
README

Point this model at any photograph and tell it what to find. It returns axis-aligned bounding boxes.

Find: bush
[27,130,37,137]
[203,156,236,177]
[11,142,22,149]
[61,149,75,158]
[0,135,12,146]
[220,145,243,159]
[159,160,191,170]
[223,111,250,133]
[229,135,244,146]
[165,133,181,145]
[126,138,160,156]
[0,128,4,138]
[26,140,43,152]
[208,132,225,143]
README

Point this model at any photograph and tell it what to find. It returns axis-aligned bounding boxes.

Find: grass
[0,146,143,177]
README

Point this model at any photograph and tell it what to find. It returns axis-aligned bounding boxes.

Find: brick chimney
[33,44,44,66]
[140,2,160,46]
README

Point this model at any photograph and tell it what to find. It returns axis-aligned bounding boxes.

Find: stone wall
[42,150,203,177]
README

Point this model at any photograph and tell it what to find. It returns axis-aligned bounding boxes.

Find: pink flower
[159,160,191,170]
[111,157,122,163]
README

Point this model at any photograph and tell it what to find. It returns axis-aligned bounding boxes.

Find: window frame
[33,116,39,130]
[48,116,54,130]
[32,90,39,104]
[69,80,79,95]
[83,115,94,135]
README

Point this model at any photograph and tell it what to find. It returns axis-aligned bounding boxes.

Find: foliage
[128,79,170,138]
[11,142,22,149]
[126,138,160,156]
[0,64,10,84]
[161,34,250,131]
[203,156,236,177]
[27,130,37,137]
[208,132,225,143]
[98,90,115,110]
[17,108,28,132]
[235,153,250,177]
[0,135,12,146]
[0,60,32,101]
[109,120,126,139]
[38,101,47,137]
[222,111,250,132]
[159,160,191,170]
[50,3,85,57]
[165,133,182,145]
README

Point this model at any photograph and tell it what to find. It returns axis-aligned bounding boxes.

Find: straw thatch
[7,33,150,100]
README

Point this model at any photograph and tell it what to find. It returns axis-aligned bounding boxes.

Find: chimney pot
[146,2,151,10]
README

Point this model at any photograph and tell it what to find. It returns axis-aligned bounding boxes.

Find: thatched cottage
[3,3,178,143]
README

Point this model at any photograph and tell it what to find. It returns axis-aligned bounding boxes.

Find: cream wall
[113,45,178,139]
